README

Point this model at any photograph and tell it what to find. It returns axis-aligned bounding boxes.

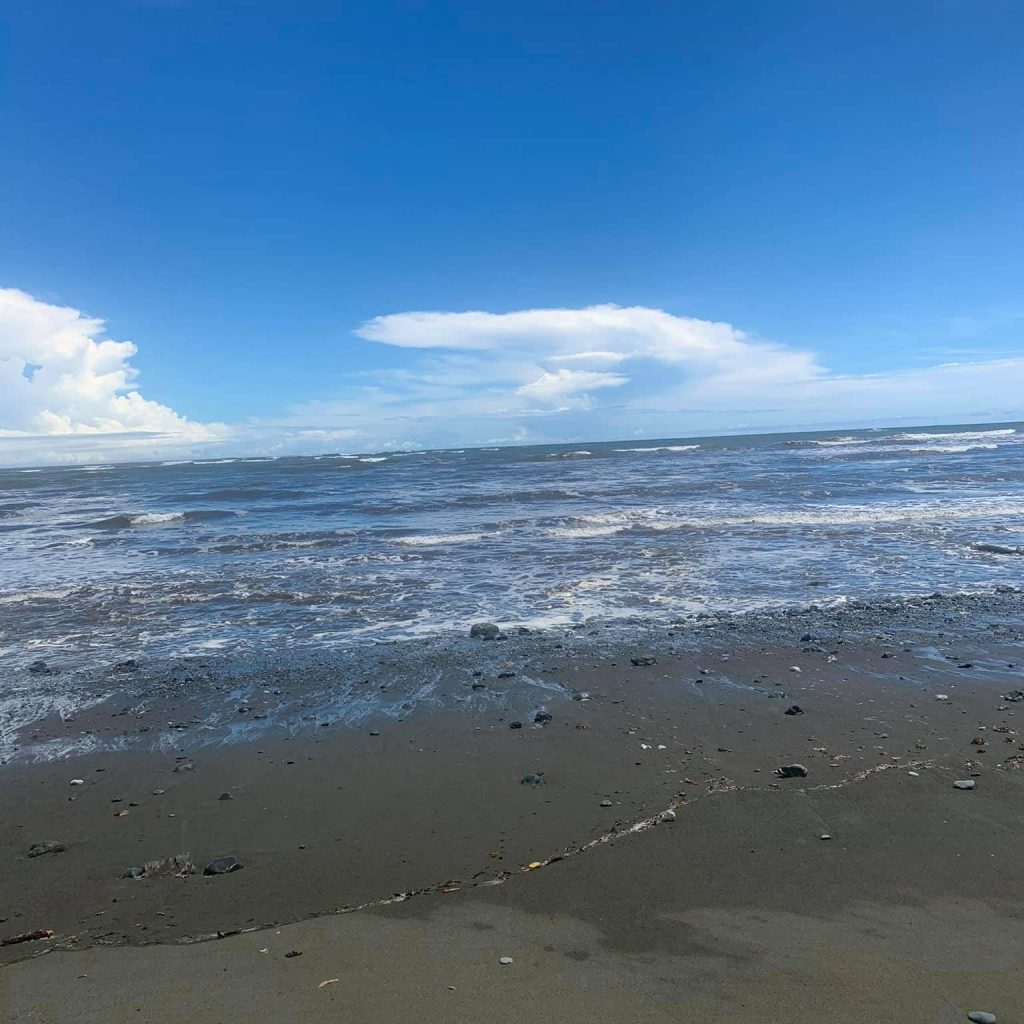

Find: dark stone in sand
[967,1012,997,1024]
[1003,690,1024,703]
[285,950,302,958]
[784,705,804,716]
[469,622,502,640]
[521,773,545,786]
[497,671,516,678]
[173,762,194,773]
[799,633,816,642]
[631,656,657,667]
[204,856,243,876]
[533,711,553,724]
[775,764,809,778]
[27,841,67,858]
[471,682,486,690]
[132,854,195,878]
[509,721,522,729]
[218,792,234,801]
[113,659,139,672]
[953,780,976,790]
[369,729,380,736]
[27,660,52,675]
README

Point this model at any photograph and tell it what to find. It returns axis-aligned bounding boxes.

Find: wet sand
[3,596,1024,1020]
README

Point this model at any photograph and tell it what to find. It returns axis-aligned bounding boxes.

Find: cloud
[516,368,627,406]
[3,291,1023,465]
[0,288,230,464]
[357,303,824,380]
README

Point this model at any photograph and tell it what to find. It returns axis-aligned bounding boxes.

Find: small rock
[27,841,67,858]
[935,694,950,702]
[1002,689,1024,702]
[775,764,809,778]
[660,809,676,822]
[369,730,380,737]
[533,711,553,724]
[967,1012,996,1024]
[123,866,145,879]
[784,705,804,716]
[820,834,832,841]
[631,656,657,667]
[520,773,545,786]
[600,799,613,807]
[572,691,590,701]
[509,721,523,729]
[285,950,302,958]
[203,855,243,875]
[499,956,514,965]
[789,666,802,673]
[497,671,516,679]
[69,779,84,786]
[27,660,52,675]
[218,792,234,801]
[172,762,194,773]
[953,780,976,790]
[471,682,487,691]
[469,622,502,640]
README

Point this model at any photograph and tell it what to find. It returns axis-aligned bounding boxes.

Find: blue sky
[1,0,1023,463]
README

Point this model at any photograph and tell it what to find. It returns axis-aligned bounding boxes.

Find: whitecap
[397,532,489,546]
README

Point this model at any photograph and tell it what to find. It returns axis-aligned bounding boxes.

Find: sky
[1,0,1023,465]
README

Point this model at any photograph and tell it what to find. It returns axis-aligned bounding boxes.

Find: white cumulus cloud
[0,288,229,464]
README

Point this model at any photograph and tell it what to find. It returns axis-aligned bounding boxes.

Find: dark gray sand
[3,593,1024,1021]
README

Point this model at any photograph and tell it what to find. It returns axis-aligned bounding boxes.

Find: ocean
[2,422,1023,675]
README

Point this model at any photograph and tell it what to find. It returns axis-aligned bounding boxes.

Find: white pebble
[70,779,84,786]
[789,666,802,673]
[660,809,676,822]
[935,694,950,702]
[499,956,514,965]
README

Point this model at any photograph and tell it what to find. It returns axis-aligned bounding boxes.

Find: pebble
[775,764,809,778]
[935,694,950,702]
[533,711,553,724]
[789,666,802,673]
[953,780,976,790]
[27,841,67,858]
[521,773,545,786]
[660,809,676,822]
[509,721,523,729]
[469,622,502,640]
[600,799,613,807]
[967,1013,996,1024]
[69,779,84,786]
[499,956,514,965]
[820,834,832,841]
[631,656,657,667]
[218,792,234,801]
[784,705,804,716]
[203,855,243,875]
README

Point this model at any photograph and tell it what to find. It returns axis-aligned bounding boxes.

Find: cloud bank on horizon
[1,287,1022,466]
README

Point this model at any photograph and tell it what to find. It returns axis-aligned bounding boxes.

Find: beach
[4,592,1024,1020]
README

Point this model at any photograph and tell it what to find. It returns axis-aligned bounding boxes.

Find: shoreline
[3,592,1024,1019]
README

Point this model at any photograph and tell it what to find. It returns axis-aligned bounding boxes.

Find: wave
[546,450,592,458]
[545,498,1024,538]
[895,429,1015,442]
[396,532,490,546]
[612,445,700,453]
[909,443,999,454]
[87,509,238,529]
[358,457,389,463]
